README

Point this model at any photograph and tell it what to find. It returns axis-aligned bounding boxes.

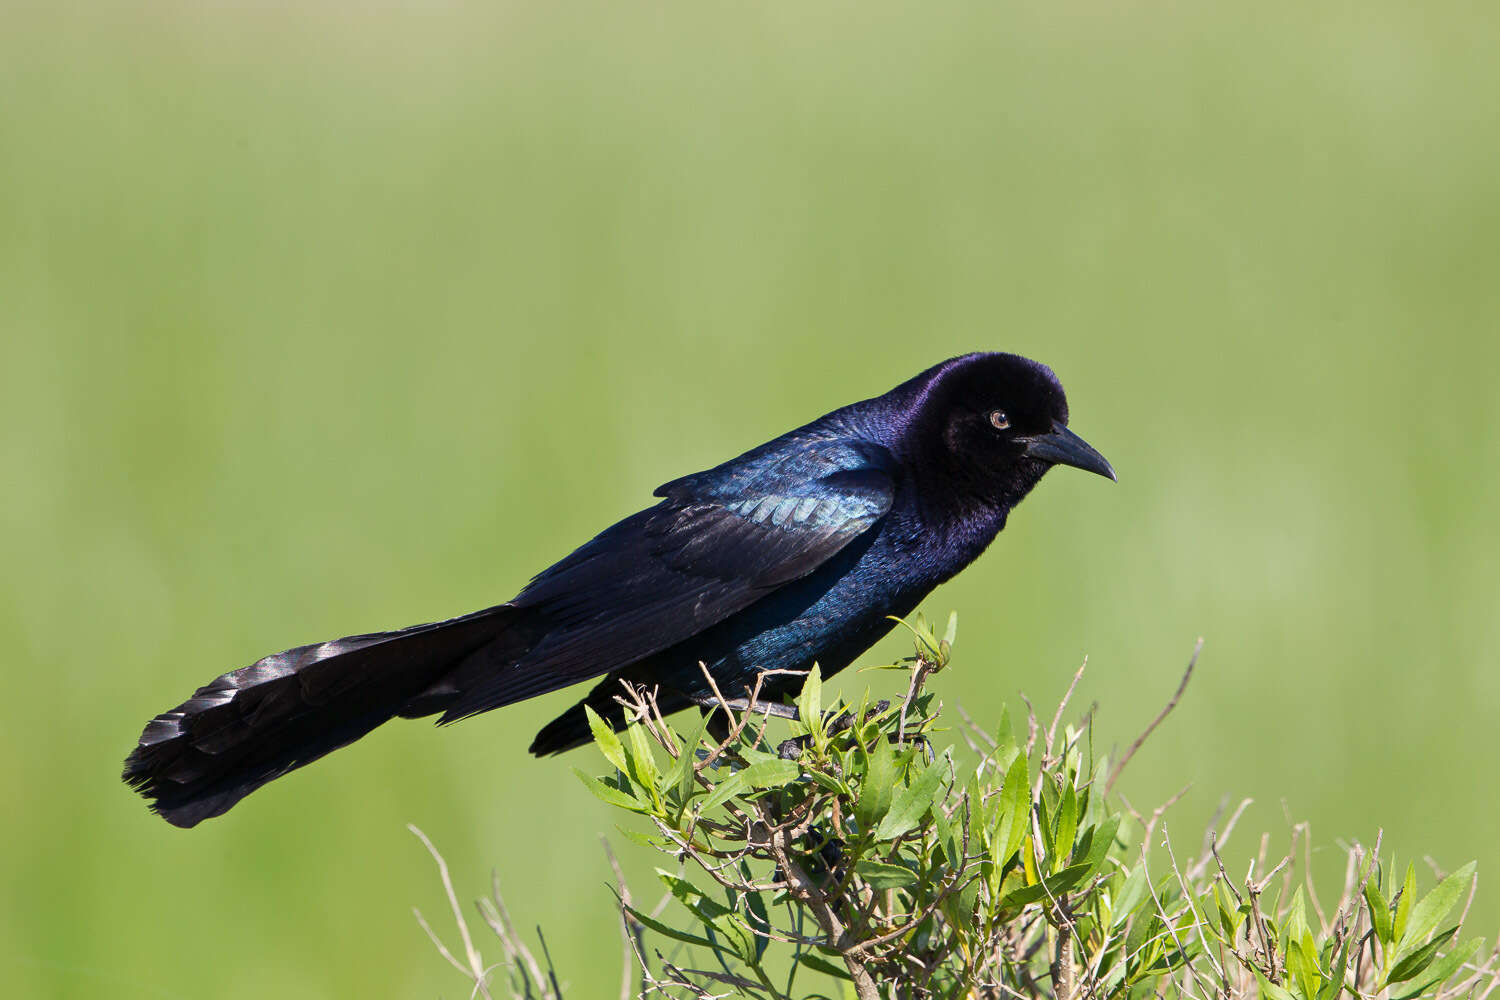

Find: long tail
[122,604,529,828]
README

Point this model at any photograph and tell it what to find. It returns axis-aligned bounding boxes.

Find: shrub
[418,616,1498,1000]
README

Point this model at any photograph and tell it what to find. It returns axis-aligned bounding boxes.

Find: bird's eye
[989,410,1010,431]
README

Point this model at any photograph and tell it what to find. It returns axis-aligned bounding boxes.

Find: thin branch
[1106,637,1201,796]
[409,824,496,1000]
[1045,657,1089,764]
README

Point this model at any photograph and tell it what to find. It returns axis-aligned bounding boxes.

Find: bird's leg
[724,696,802,721]
[693,692,923,760]
[775,700,896,759]
[695,695,799,760]
[774,700,932,761]
[690,692,803,721]
[826,700,890,736]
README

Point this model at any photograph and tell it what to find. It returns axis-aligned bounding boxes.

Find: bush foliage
[419,617,1498,1000]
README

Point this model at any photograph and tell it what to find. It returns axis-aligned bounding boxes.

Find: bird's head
[892,352,1115,510]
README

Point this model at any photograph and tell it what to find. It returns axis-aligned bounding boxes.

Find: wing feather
[437,437,894,720]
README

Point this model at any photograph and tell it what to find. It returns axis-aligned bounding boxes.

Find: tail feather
[123,605,521,827]
[528,700,606,757]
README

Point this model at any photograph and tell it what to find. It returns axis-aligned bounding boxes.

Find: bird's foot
[775,700,893,759]
[692,694,803,721]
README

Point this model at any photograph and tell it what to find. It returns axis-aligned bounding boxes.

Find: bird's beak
[1020,422,1117,482]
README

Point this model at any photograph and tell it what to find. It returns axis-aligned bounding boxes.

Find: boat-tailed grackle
[123,352,1114,827]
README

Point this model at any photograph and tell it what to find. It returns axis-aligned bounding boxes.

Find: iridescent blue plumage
[124,352,1114,825]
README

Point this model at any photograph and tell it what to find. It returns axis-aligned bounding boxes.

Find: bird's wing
[436,435,895,720]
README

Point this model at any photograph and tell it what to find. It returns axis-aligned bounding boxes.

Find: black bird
[123,352,1114,827]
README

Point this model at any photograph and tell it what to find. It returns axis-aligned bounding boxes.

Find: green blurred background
[3,1,1497,996]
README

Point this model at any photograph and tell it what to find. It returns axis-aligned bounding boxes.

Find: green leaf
[796,951,853,981]
[585,705,627,774]
[797,663,822,737]
[1284,885,1307,938]
[1388,926,1459,985]
[1286,928,1323,999]
[626,723,660,793]
[934,804,962,867]
[996,863,1093,911]
[700,758,801,812]
[1124,908,1163,967]
[1393,862,1416,944]
[856,736,897,832]
[656,870,755,964]
[672,712,711,818]
[875,748,950,841]
[743,889,771,962]
[613,825,666,850]
[965,773,987,849]
[743,757,801,788]
[992,751,1030,864]
[855,858,920,890]
[994,862,1026,904]
[1076,814,1122,877]
[1212,883,1236,939]
[696,770,751,814]
[994,703,1015,757]
[1099,961,1128,996]
[623,902,714,949]
[856,661,908,673]
[1254,969,1298,1000]
[943,874,980,927]
[1037,779,1058,856]
[1388,937,1482,1000]
[807,768,851,797]
[1398,862,1475,953]
[1053,781,1079,870]
[1112,866,1151,929]
[1317,925,1353,1000]
[573,768,650,813]
[1365,873,1393,947]
[1073,778,1094,829]
[738,745,784,766]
